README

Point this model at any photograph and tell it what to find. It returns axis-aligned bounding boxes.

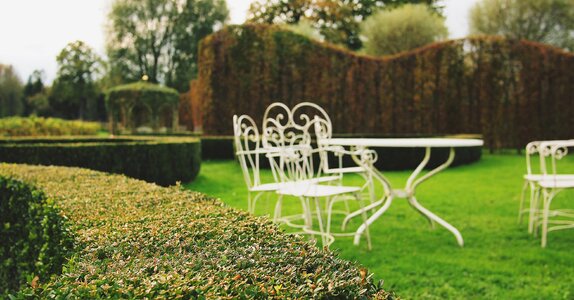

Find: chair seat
[524,174,574,182]
[325,166,365,174]
[538,178,574,189]
[276,183,361,197]
[250,176,340,192]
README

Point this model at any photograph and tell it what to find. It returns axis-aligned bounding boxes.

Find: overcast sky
[0,0,478,83]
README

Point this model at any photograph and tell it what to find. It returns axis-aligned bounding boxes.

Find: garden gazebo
[106,82,179,134]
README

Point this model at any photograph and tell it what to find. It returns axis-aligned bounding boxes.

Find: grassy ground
[184,153,574,299]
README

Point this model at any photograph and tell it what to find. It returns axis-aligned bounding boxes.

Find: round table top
[324,138,484,148]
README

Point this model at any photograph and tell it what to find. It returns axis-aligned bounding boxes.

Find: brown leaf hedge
[0,164,391,299]
[196,25,574,150]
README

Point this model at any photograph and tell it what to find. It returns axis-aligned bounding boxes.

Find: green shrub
[0,176,73,295]
[361,4,448,56]
[0,116,100,136]
[201,136,235,160]
[0,136,201,186]
[0,164,391,299]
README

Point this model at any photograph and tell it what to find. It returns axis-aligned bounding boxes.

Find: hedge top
[106,81,179,109]
[0,135,199,145]
[0,163,390,299]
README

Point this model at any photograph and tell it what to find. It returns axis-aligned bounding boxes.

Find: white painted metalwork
[534,140,574,247]
[233,114,285,214]
[517,140,574,234]
[326,137,484,247]
[261,102,373,248]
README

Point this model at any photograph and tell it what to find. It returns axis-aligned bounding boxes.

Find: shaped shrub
[0,176,73,295]
[197,24,574,150]
[0,136,201,186]
[0,164,391,298]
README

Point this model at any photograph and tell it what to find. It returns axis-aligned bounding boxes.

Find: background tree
[248,0,441,50]
[469,0,574,50]
[361,3,447,56]
[106,0,228,92]
[22,70,51,116]
[50,41,103,120]
[0,64,24,117]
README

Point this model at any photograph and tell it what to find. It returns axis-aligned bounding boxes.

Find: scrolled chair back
[262,102,324,183]
[233,114,262,189]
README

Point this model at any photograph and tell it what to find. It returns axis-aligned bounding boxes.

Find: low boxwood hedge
[0,136,201,186]
[0,164,391,299]
[0,176,73,295]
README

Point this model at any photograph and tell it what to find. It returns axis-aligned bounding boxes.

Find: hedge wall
[0,177,73,295]
[0,164,391,299]
[0,136,200,186]
[197,25,574,150]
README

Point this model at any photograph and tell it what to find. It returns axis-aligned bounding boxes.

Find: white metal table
[324,138,484,247]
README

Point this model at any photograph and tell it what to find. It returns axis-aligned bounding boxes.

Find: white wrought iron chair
[262,102,372,249]
[233,114,284,214]
[517,140,574,234]
[535,140,574,247]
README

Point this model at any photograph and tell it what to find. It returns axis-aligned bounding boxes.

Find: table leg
[407,147,464,246]
[354,196,394,245]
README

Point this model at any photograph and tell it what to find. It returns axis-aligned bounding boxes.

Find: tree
[248,0,441,50]
[106,0,229,92]
[360,4,447,56]
[469,0,574,50]
[22,70,50,116]
[0,64,24,117]
[51,41,103,120]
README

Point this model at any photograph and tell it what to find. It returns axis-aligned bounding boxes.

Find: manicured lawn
[185,153,574,299]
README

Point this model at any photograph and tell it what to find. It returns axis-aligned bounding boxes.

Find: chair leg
[518,180,528,223]
[314,197,327,247]
[273,194,283,222]
[541,189,555,248]
[356,193,372,250]
[528,185,540,234]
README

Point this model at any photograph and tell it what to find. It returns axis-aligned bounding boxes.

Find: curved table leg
[408,195,464,246]
[354,196,394,245]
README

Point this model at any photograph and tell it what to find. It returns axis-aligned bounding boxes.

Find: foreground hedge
[0,176,73,294]
[0,116,100,136]
[197,25,574,150]
[0,136,200,186]
[0,164,391,298]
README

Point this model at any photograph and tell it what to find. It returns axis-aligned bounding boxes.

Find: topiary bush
[0,164,392,299]
[0,136,201,186]
[0,116,100,136]
[0,176,73,295]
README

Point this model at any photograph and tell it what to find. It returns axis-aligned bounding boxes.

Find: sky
[0,0,478,84]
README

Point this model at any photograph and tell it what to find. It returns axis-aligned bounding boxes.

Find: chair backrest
[233,114,262,189]
[291,102,334,173]
[524,140,571,175]
[262,102,319,183]
[539,140,574,176]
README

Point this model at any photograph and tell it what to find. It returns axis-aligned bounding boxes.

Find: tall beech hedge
[0,164,391,298]
[197,25,574,150]
[0,136,200,186]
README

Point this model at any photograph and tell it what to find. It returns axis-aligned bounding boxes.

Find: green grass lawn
[185,153,574,299]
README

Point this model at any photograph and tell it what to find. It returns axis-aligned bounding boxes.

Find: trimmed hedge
[0,116,100,136]
[197,25,574,150]
[0,136,201,186]
[0,164,391,298]
[0,176,73,295]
